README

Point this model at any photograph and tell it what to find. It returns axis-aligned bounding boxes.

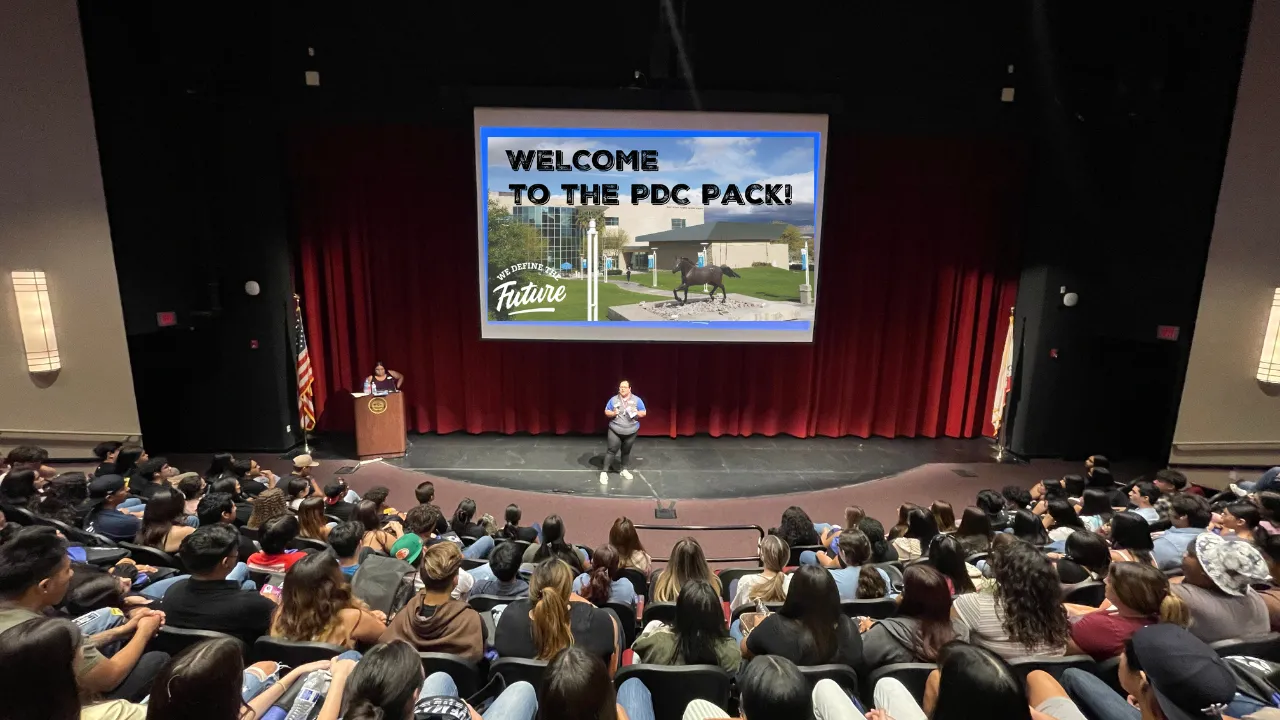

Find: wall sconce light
[11,270,60,373]
[1259,288,1280,384]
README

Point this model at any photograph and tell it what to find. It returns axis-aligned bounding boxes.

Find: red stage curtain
[292,126,1021,439]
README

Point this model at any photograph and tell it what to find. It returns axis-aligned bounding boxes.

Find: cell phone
[260,584,283,601]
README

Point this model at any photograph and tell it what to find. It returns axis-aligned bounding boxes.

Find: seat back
[489,658,548,695]
[419,653,481,697]
[799,664,859,696]
[730,602,782,623]
[641,602,677,627]
[0,503,40,526]
[1007,655,1097,680]
[461,558,487,571]
[43,517,113,547]
[863,663,935,707]
[460,536,477,548]
[151,626,247,659]
[119,542,184,570]
[873,562,904,589]
[841,598,898,620]
[240,526,260,541]
[576,545,594,561]
[966,552,990,565]
[619,568,649,599]
[606,602,639,649]
[468,594,522,613]
[253,636,348,665]
[1061,581,1106,607]
[788,544,826,566]
[1210,632,1280,663]
[288,536,330,553]
[614,664,732,720]
[714,567,763,603]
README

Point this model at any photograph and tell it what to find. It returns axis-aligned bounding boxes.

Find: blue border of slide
[480,127,820,332]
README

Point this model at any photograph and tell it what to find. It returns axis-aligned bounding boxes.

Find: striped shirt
[952,588,1066,659]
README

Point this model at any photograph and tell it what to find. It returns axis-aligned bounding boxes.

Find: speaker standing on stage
[601,380,645,486]
[363,361,403,394]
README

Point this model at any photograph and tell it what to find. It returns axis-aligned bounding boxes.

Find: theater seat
[715,567,763,603]
[288,537,329,553]
[641,602,676,627]
[863,663,935,707]
[468,594,523,613]
[730,601,782,623]
[614,664,732,720]
[1007,655,1097,680]
[606,601,639,649]
[118,542,184,571]
[253,636,348,665]
[489,658,548,696]
[788,545,826,566]
[619,568,649,599]
[1061,581,1106,607]
[842,598,897,620]
[419,653,481,697]
[151,626,247,659]
[1210,632,1280,663]
[799,664,859,696]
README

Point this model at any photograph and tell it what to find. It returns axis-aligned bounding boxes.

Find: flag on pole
[990,308,1015,434]
[294,295,316,431]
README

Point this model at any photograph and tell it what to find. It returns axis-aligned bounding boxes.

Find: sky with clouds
[485,134,818,227]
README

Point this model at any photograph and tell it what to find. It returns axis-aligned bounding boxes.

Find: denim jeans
[616,678,655,720]
[420,672,539,720]
[729,618,744,643]
[241,663,280,701]
[469,563,496,583]
[1061,668,1139,720]
[1238,466,1280,493]
[119,498,145,510]
[464,535,495,560]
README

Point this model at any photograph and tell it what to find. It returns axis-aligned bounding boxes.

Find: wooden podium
[353,392,406,459]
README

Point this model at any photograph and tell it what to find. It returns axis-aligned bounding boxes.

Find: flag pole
[294,293,312,455]
[991,306,1025,464]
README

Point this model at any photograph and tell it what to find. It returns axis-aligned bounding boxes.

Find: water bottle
[284,670,330,720]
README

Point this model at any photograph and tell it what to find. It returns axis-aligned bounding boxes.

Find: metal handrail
[633,523,766,567]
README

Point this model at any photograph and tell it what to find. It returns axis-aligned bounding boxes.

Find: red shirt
[246,550,306,574]
[1070,611,1153,661]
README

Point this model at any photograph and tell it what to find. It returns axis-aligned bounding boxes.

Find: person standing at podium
[601,380,646,486]
[363,361,403,395]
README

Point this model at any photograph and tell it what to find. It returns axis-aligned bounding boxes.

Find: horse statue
[672,257,741,304]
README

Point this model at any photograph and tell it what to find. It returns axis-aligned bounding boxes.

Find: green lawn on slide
[646,265,807,303]
[504,277,659,322]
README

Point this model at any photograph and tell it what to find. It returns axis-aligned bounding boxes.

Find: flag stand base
[990,439,1027,465]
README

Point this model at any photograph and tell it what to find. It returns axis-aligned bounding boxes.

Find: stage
[380,433,998,500]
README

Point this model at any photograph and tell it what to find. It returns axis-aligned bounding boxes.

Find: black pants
[106,650,170,702]
[604,428,636,472]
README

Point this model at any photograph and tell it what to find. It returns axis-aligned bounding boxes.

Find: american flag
[294,295,316,431]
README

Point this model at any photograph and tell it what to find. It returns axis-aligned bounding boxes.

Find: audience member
[176,472,204,515]
[858,516,898,563]
[6,444,58,479]
[133,486,195,554]
[1044,498,1087,544]
[1108,511,1157,566]
[1152,468,1191,496]
[538,646,653,720]
[324,481,358,521]
[1065,561,1189,661]
[355,499,403,554]
[35,471,90,526]
[0,468,38,508]
[887,503,921,541]
[891,507,940,561]
[387,532,475,601]
[773,505,822,548]
[297,496,333,540]
[205,452,238,483]
[470,540,530,597]
[824,529,893,601]
[862,565,966,668]
[362,485,403,522]
[128,456,174,501]
[449,498,485,538]
[0,527,166,700]
[1053,530,1112,584]
[1214,501,1262,544]
[285,476,312,511]
[494,558,619,668]
[609,516,651,573]
[1077,488,1115,532]
[245,487,290,531]
[195,491,257,563]
[634,579,740,672]
[952,540,1070,658]
[1153,493,1211,571]
[93,440,123,477]
[685,655,836,720]
[1127,481,1162,523]
[976,488,1010,528]
[271,552,387,647]
[744,565,865,674]
[574,544,636,606]
[113,444,146,482]
[926,533,979,594]
[84,475,142,542]
[954,506,993,556]
[652,536,721,603]
[1257,531,1280,631]
[234,458,275,497]
[1010,508,1049,546]
[415,480,435,505]
[525,514,585,571]
[931,500,957,533]
[164,524,275,646]
[328,521,366,578]
[380,541,483,660]
[247,515,308,573]
[1170,533,1270,643]
[498,503,537,542]
[730,534,791,609]
[209,476,253,524]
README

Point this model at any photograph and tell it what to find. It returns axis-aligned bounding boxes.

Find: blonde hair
[652,537,721,603]
[748,535,790,603]
[420,542,463,593]
[530,559,575,660]
[1109,561,1190,627]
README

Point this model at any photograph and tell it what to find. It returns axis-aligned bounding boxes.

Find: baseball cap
[88,474,126,498]
[413,696,470,720]
[292,454,320,468]
[391,533,424,565]
[1194,532,1270,596]
[1129,624,1234,720]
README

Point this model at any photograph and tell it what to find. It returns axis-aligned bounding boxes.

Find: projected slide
[474,108,827,342]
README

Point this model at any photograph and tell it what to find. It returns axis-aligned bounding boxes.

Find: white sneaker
[1230,483,1248,497]
[599,472,609,485]
[620,468,633,480]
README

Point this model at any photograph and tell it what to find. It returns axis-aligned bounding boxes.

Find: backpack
[351,553,417,616]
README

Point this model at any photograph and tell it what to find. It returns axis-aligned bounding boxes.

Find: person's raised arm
[246,660,331,718]
[390,369,404,388]
[81,612,163,694]
[604,398,617,418]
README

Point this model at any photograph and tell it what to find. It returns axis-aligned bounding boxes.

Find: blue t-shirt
[827,565,894,602]
[340,563,360,578]
[85,508,142,542]
[572,573,637,606]
[606,394,646,435]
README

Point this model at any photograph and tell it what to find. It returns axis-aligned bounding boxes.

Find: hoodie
[380,591,485,662]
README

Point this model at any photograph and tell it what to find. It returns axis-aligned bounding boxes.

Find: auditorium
[3,2,1280,719]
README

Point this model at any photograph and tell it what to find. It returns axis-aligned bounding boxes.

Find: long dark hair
[889,503,921,540]
[502,504,523,539]
[896,565,958,661]
[0,617,82,720]
[205,452,237,480]
[451,498,477,530]
[296,497,329,540]
[114,443,144,478]
[778,565,842,664]
[857,517,894,562]
[927,534,975,594]
[1079,489,1114,523]
[271,553,354,642]
[580,544,621,606]
[905,507,940,544]
[0,469,38,506]
[931,501,957,532]
[534,515,584,573]
[674,579,730,665]
[956,507,992,542]
[1046,498,1086,530]
[776,506,820,548]
[1064,530,1112,578]
[1011,509,1048,546]
[931,642,1032,720]
[608,516,646,557]
[36,472,88,525]
[538,646,618,720]
[991,541,1071,651]
[837,529,873,568]
[354,500,383,533]
[1109,511,1155,565]
[147,638,248,720]
[135,487,187,548]
[342,641,423,720]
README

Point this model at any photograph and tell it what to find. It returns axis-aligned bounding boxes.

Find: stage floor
[385,433,997,500]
